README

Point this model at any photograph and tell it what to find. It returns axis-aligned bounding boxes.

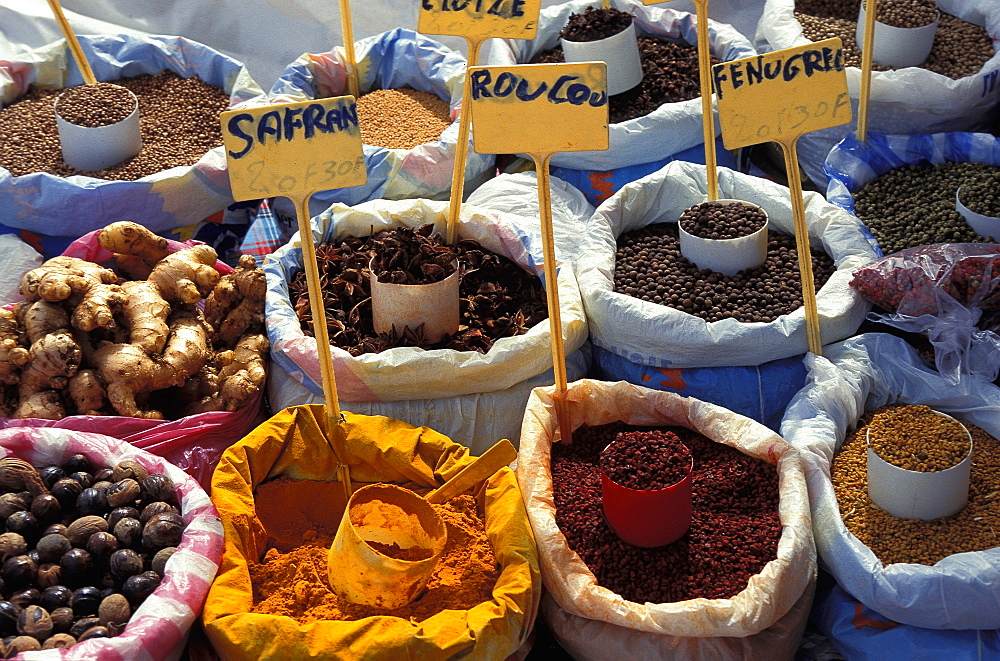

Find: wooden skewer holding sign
[468,62,611,443]
[857,0,877,140]
[643,0,718,200]
[418,0,543,245]
[712,38,853,356]
[221,97,369,500]
[337,0,360,99]
[45,0,96,84]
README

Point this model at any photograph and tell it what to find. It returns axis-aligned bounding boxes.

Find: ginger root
[148,245,220,304]
[161,311,211,381]
[20,257,124,332]
[0,308,29,386]
[93,343,181,419]
[17,300,69,345]
[186,333,268,414]
[119,281,170,355]
[19,331,81,402]
[205,255,266,347]
[98,221,170,265]
[14,391,65,420]
[68,369,106,416]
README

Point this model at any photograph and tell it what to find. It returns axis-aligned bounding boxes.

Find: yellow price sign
[221,96,367,201]
[713,38,850,150]
[468,63,609,155]
[418,0,541,39]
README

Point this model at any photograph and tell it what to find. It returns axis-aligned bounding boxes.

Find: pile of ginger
[0,221,268,420]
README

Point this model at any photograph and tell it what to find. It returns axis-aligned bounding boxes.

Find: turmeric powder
[249,478,500,623]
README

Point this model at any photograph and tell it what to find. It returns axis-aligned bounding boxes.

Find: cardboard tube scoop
[856,4,938,69]
[678,199,769,277]
[561,21,643,96]
[370,258,460,344]
[55,84,142,172]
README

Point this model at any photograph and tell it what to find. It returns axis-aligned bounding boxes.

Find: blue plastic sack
[813,574,1000,661]
[591,345,806,431]
[781,333,1000,630]
[825,131,1000,256]
[267,28,495,223]
[483,0,755,197]
[0,34,264,258]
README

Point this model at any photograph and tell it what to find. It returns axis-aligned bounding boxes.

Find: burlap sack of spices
[202,404,540,660]
[517,380,815,660]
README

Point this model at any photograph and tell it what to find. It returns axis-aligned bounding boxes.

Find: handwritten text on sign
[713,38,851,149]
[468,63,609,154]
[221,97,366,201]
[419,0,540,39]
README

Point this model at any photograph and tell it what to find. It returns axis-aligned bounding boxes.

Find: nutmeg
[112,460,149,484]
[106,479,141,508]
[66,515,109,547]
[7,634,41,653]
[42,632,76,649]
[142,512,184,549]
[0,533,26,562]
[141,474,174,503]
[17,604,51,640]
[98,593,130,628]
[151,547,176,577]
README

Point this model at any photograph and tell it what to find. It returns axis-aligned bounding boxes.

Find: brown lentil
[833,405,1000,565]
[552,422,781,603]
[354,88,451,150]
[794,2,994,79]
[613,223,836,323]
[0,71,231,179]
[868,405,970,471]
[679,201,767,240]
[853,162,999,254]
[54,83,136,127]
[600,429,691,490]
[863,0,937,29]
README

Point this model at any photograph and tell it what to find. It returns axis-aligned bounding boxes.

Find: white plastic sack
[269,28,495,219]
[577,160,875,369]
[781,332,1000,630]
[0,234,41,306]
[0,34,265,244]
[754,0,1000,185]
[483,0,756,171]
[264,173,590,450]
[517,379,815,658]
[0,425,224,660]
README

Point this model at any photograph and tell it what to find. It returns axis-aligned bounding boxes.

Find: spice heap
[0,222,267,420]
[291,224,546,354]
[55,83,135,128]
[600,430,691,490]
[533,32,719,123]
[853,162,1000,254]
[559,6,632,42]
[356,88,451,150]
[959,171,1000,218]
[833,405,1000,565]
[249,484,499,623]
[793,0,994,79]
[613,223,836,323]
[868,405,969,471]
[0,71,230,179]
[552,422,781,603]
[0,455,182,655]
[370,225,457,285]
[679,201,767,240]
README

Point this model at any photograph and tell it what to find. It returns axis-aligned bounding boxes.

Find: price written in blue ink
[713,38,852,149]
[418,0,540,39]
[220,96,367,202]
[468,63,609,154]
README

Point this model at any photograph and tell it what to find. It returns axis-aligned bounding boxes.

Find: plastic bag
[1,229,267,490]
[202,404,539,660]
[824,131,1000,256]
[0,234,41,306]
[265,28,495,225]
[754,0,1000,185]
[516,379,815,659]
[780,332,1000,629]
[812,576,1000,661]
[0,425,224,660]
[574,160,875,425]
[263,173,590,450]
[0,34,265,258]
[482,0,754,204]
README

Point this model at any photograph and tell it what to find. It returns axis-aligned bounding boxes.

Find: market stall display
[0,34,265,258]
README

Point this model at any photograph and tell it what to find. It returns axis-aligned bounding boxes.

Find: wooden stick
[777,139,823,356]
[295,194,352,498]
[445,37,484,246]
[694,0,718,200]
[857,0,877,141]
[338,0,361,99]
[45,0,96,85]
[529,152,572,444]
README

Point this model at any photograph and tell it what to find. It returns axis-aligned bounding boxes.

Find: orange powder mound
[249,493,499,622]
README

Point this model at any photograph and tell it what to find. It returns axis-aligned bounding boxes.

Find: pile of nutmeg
[0,455,184,655]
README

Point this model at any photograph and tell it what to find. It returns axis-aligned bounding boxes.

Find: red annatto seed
[551,422,781,603]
